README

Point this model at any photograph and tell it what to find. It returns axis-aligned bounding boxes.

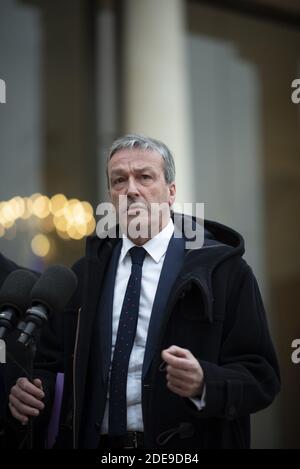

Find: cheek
[146,188,169,205]
[110,192,120,208]
[159,186,171,202]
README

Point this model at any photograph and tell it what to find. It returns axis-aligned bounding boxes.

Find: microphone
[0,270,38,340]
[17,265,78,346]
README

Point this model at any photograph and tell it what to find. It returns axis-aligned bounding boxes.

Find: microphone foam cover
[31,265,78,315]
[0,270,38,317]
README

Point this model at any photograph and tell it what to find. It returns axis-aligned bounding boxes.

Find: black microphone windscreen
[30,265,78,314]
[0,270,38,316]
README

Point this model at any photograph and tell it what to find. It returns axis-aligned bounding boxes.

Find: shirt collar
[119,218,174,264]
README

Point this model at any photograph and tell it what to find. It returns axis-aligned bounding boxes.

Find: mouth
[127,203,147,213]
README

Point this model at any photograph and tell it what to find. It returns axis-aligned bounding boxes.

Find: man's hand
[9,377,45,425]
[161,345,204,398]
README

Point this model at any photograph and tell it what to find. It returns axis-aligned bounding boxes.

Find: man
[9,135,280,449]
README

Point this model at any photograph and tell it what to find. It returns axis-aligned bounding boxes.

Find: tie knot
[129,246,147,266]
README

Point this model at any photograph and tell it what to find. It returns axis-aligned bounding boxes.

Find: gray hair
[107,134,176,187]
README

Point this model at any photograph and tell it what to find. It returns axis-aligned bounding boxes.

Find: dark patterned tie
[108,246,147,435]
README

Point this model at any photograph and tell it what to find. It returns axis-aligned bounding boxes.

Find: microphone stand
[16,322,37,450]
[23,341,36,450]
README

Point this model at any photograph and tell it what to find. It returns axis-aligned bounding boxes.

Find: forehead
[108,148,164,173]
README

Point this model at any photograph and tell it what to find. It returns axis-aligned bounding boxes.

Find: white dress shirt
[101,218,205,433]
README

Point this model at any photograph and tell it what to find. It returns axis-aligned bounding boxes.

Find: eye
[112,177,125,186]
[141,174,151,180]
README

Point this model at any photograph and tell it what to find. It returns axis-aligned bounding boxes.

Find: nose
[126,176,140,197]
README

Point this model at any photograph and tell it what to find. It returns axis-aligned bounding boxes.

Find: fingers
[166,373,203,398]
[164,345,189,357]
[33,379,43,390]
[17,378,45,400]
[9,377,45,424]
[166,381,189,398]
[161,346,204,398]
[167,367,196,382]
[10,385,45,410]
[9,394,41,418]
[8,402,29,425]
[167,374,186,388]
[161,347,193,371]
[166,368,201,390]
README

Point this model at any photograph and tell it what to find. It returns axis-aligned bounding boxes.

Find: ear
[168,183,176,207]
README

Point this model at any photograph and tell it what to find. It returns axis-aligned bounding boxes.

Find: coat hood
[169,214,246,323]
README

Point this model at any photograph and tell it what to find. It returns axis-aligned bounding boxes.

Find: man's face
[108,148,176,240]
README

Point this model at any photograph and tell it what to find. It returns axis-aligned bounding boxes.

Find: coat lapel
[142,234,186,380]
[96,241,122,384]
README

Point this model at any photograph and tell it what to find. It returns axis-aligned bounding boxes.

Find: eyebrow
[110,167,156,176]
[133,167,155,173]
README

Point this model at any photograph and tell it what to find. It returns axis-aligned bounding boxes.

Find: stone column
[120,0,195,205]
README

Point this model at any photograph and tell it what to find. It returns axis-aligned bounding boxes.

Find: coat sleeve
[196,263,281,420]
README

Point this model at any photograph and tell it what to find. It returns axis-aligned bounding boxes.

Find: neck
[126,215,171,246]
